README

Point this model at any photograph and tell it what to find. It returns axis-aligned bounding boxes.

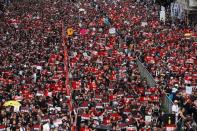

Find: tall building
[176,0,197,25]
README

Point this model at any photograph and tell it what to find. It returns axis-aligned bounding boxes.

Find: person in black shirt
[177,107,187,131]
[0,2,4,13]
[156,111,164,128]
[183,99,193,115]
[191,104,197,130]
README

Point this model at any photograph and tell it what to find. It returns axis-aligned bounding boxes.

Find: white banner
[189,0,197,7]
[186,86,192,95]
[160,11,166,22]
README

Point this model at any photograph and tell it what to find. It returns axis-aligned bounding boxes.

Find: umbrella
[3,100,21,107]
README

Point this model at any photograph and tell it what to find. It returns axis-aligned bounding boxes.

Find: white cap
[174,84,179,87]
[172,87,178,93]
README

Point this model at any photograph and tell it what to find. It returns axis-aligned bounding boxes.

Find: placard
[109,28,116,34]
[160,11,166,22]
[186,86,192,95]
[145,115,152,123]
[141,22,148,27]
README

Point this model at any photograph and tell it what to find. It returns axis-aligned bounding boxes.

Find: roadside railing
[136,58,173,113]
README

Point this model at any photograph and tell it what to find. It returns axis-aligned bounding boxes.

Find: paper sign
[186,86,192,94]
[79,8,85,12]
[109,28,116,34]
[145,115,152,122]
[54,119,62,127]
[36,66,42,70]
[184,33,191,37]
[141,22,148,27]
[160,11,166,22]
[14,106,20,112]
[83,52,88,57]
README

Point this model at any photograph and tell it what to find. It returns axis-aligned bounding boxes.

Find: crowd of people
[0,0,196,130]
[0,0,71,130]
[132,1,197,130]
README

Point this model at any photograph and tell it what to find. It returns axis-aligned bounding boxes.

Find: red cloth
[139,97,150,102]
[149,96,159,102]
[81,114,91,120]
[87,81,97,90]
[80,127,90,131]
[103,118,111,125]
[71,81,81,90]
[110,113,121,120]
[0,125,6,129]
[33,124,41,130]
[145,56,155,63]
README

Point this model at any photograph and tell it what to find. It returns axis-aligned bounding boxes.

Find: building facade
[176,0,197,25]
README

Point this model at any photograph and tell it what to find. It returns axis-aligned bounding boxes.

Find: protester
[0,0,196,130]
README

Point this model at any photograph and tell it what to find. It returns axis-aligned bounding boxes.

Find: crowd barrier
[136,58,156,87]
[136,58,173,113]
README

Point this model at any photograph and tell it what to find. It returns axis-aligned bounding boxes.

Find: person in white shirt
[32,72,37,83]
[43,122,50,131]
[172,100,179,122]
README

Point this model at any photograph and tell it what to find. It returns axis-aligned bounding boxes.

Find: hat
[174,84,178,87]
[172,87,178,93]
[174,100,178,103]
